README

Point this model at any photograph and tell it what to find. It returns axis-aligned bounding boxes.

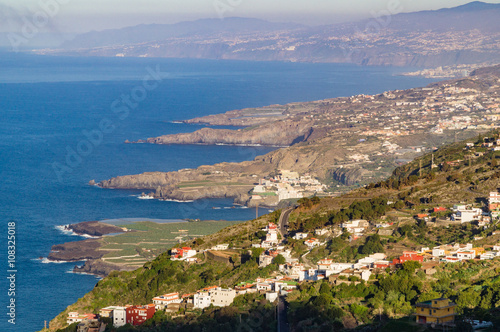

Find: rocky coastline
[48,239,105,262]
[133,118,315,147]
[73,259,136,277]
[47,221,136,277]
[65,220,125,237]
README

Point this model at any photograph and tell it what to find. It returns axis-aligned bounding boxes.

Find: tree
[251,248,265,260]
[402,260,422,274]
[359,234,384,255]
[457,288,481,310]
[273,254,286,265]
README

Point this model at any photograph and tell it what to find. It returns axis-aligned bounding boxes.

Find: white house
[480,253,496,260]
[209,288,236,307]
[452,205,482,223]
[193,292,211,309]
[112,307,127,328]
[292,232,308,240]
[152,292,181,310]
[432,248,445,257]
[361,270,372,281]
[341,219,369,235]
[457,250,475,260]
[171,247,197,260]
[315,228,329,236]
[304,238,321,248]
[211,244,229,251]
[266,292,279,303]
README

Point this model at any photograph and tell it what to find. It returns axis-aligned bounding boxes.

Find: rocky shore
[135,118,315,147]
[73,259,136,277]
[65,220,125,237]
[48,239,106,262]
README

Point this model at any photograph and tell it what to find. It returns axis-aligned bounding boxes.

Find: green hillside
[49,130,500,332]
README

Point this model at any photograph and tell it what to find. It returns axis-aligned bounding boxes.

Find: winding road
[278,207,294,240]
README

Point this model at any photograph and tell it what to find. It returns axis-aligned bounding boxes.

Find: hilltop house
[170,247,197,261]
[415,298,456,326]
[451,205,483,223]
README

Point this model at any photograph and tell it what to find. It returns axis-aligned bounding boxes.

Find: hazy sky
[1,0,500,34]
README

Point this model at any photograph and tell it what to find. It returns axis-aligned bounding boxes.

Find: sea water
[0,53,437,331]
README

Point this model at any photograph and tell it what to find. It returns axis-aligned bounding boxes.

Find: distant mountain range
[59,18,304,49]
[39,1,500,67]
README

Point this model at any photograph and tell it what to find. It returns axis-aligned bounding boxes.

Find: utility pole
[256,202,259,219]
[419,159,422,177]
[431,153,434,169]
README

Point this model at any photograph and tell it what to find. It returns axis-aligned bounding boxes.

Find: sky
[1,0,500,34]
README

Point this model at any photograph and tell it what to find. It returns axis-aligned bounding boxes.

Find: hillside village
[66,182,500,331]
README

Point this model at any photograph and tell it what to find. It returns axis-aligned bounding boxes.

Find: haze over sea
[0,53,436,331]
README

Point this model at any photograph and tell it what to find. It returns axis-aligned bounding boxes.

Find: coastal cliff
[141,119,315,146]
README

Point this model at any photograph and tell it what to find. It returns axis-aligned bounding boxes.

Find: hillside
[37,2,500,67]
[48,130,500,331]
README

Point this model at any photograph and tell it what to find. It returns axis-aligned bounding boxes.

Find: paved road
[277,295,289,332]
[278,207,294,239]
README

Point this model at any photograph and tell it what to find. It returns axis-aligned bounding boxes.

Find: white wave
[67,269,102,279]
[36,257,72,264]
[54,225,99,238]
[137,195,155,200]
[160,199,195,203]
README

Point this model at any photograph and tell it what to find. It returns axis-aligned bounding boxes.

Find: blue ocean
[0,53,436,331]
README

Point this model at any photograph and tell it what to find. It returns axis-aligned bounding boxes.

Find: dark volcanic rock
[73,259,136,277]
[48,239,106,262]
[67,221,124,237]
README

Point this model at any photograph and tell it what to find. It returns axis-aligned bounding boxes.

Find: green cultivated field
[98,220,244,265]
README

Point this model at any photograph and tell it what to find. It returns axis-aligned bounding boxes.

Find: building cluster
[252,222,281,249]
[69,275,300,329]
[340,219,370,238]
[418,243,500,262]
[250,170,327,204]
